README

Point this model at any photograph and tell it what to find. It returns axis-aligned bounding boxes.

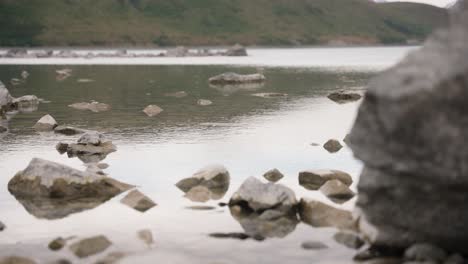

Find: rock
[165,46,189,57]
[251,92,288,98]
[0,81,13,109]
[197,99,213,106]
[301,241,329,250]
[21,71,29,79]
[48,237,66,251]
[55,143,68,154]
[164,91,187,98]
[0,256,36,264]
[299,198,356,230]
[176,165,230,202]
[209,232,251,240]
[120,190,157,212]
[56,69,72,81]
[142,105,163,117]
[333,231,365,249]
[209,72,266,85]
[320,179,355,204]
[224,44,248,56]
[8,158,133,201]
[137,229,153,245]
[444,254,464,264]
[13,95,39,105]
[10,78,23,86]
[68,102,110,113]
[327,90,362,104]
[54,125,86,135]
[94,252,126,264]
[69,235,112,258]
[5,49,28,58]
[33,114,58,131]
[97,163,109,170]
[323,139,343,153]
[78,132,106,146]
[0,221,5,231]
[263,168,284,182]
[185,205,216,210]
[299,170,353,190]
[0,125,7,133]
[229,177,297,214]
[347,2,468,253]
[404,244,447,263]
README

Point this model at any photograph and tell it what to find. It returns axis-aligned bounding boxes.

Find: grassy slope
[0,0,448,47]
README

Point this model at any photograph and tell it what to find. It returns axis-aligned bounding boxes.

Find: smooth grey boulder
[263,168,284,182]
[224,44,248,56]
[209,72,266,85]
[320,179,355,204]
[299,198,356,231]
[33,114,58,131]
[176,165,230,202]
[348,1,468,253]
[69,235,112,258]
[120,190,157,213]
[323,139,343,153]
[299,169,353,190]
[327,90,362,104]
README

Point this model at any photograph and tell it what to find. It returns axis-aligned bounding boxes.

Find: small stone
[333,231,365,249]
[0,256,36,264]
[208,72,265,85]
[209,233,250,240]
[320,179,355,204]
[120,190,157,212]
[69,235,112,258]
[143,105,163,117]
[137,229,153,245]
[327,91,362,104]
[404,244,447,263]
[301,241,329,250]
[224,44,248,56]
[33,114,58,131]
[97,163,109,170]
[197,99,213,106]
[164,91,187,98]
[56,142,69,154]
[323,139,343,153]
[48,237,66,251]
[21,70,29,79]
[310,143,320,146]
[263,168,284,182]
[185,205,216,210]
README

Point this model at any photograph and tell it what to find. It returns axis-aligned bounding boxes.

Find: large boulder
[348,2,468,254]
[208,72,266,85]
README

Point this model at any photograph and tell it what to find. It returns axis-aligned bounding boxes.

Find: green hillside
[0,0,448,47]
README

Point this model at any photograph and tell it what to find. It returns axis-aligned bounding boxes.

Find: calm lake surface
[0,47,414,263]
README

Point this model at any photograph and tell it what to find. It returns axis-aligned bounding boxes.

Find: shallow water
[0,47,410,263]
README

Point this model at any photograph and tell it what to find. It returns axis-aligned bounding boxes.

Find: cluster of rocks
[56,131,117,163]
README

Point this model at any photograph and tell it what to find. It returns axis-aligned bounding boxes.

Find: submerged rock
[120,190,156,212]
[54,125,86,135]
[0,221,5,231]
[197,99,213,106]
[48,237,66,251]
[299,198,356,230]
[0,81,14,110]
[334,231,365,249]
[327,90,362,104]
[33,114,58,131]
[263,168,284,182]
[69,235,112,258]
[21,71,29,79]
[142,105,163,117]
[78,131,106,146]
[209,82,265,96]
[301,241,329,250]
[323,139,343,153]
[348,2,468,253]
[299,169,353,190]
[69,101,110,113]
[224,44,248,56]
[94,252,126,264]
[320,179,355,204]
[209,72,266,85]
[0,256,36,264]
[176,165,230,202]
[251,92,287,98]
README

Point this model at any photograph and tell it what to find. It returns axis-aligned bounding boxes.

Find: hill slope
[0,0,448,47]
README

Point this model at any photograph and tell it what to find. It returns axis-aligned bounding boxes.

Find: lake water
[0,47,414,263]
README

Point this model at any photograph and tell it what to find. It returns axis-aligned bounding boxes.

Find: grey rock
[67,141,117,157]
[0,221,5,231]
[120,190,157,212]
[209,232,251,240]
[137,229,154,245]
[209,72,266,85]
[404,244,447,263]
[185,205,216,210]
[78,132,106,146]
[33,114,58,131]
[224,44,248,56]
[299,198,356,230]
[69,235,112,258]
[142,105,163,117]
[323,139,343,153]
[333,231,365,249]
[327,90,362,104]
[348,2,468,253]
[69,101,110,112]
[55,142,69,154]
[0,81,13,109]
[301,241,329,250]
[197,99,213,106]
[299,169,353,190]
[263,168,284,182]
[48,237,66,251]
[176,165,230,202]
[0,256,36,264]
[209,82,264,96]
[13,95,38,106]
[320,179,355,204]
[0,125,7,133]
[54,125,86,135]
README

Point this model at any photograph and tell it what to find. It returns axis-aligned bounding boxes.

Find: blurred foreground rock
[348,1,468,254]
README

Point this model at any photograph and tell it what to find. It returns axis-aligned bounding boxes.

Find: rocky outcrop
[69,101,110,112]
[0,81,13,111]
[348,2,468,254]
[120,190,156,212]
[176,165,230,202]
[33,114,58,131]
[208,72,266,85]
[69,235,112,258]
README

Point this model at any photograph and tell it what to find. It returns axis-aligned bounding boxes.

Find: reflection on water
[0,59,376,263]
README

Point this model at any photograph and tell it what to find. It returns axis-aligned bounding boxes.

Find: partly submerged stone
[323,139,343,153]
[209,82,265,96]
[224,44,248,56]
[137,229,154,246]
[320,179,355,204]
[327,91,362,104]
[197,99,213,106]
[69,235,112,258]
[176,165,230,202]
[48,237,66,251]
[54,125,86,135]
[299,198,356,231]
[299,170,353,190]
[209,72,266,85]
[94,252,126,264]
[120,190,156,213]
[165,46,189,57]
[0,256,36,264]
[263,168,284,183]
[142,105,163,117]
[33,114,58,131]
[348,2,468,253]
[69,101,110,113]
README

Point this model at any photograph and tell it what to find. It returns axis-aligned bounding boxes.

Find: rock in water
[33,114,58,131]
[404,243,447,263]
[263,168,284,182]
[54,125,86,135]
[0,81,13,110]
[299,170,353,190]
[69,235,112,258]
[208,72,266,85]
[224,44,248,56]
[142,105,163,117]
[0,256,36,264]
[299,198,356,230]
[333,231,365,249]
[0,221,5,231]
[176,165,230,202]
[68,101,110,112]
[301,241,329,250]
[48,237,66,251]
[78,131,106,146]
[197,99,213,106]
[137,229,154,245]
[348,2,468,253]
[319,179,355,204]
[323,139,343,153]
[120,190,156,212]
[327,91,362,104]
